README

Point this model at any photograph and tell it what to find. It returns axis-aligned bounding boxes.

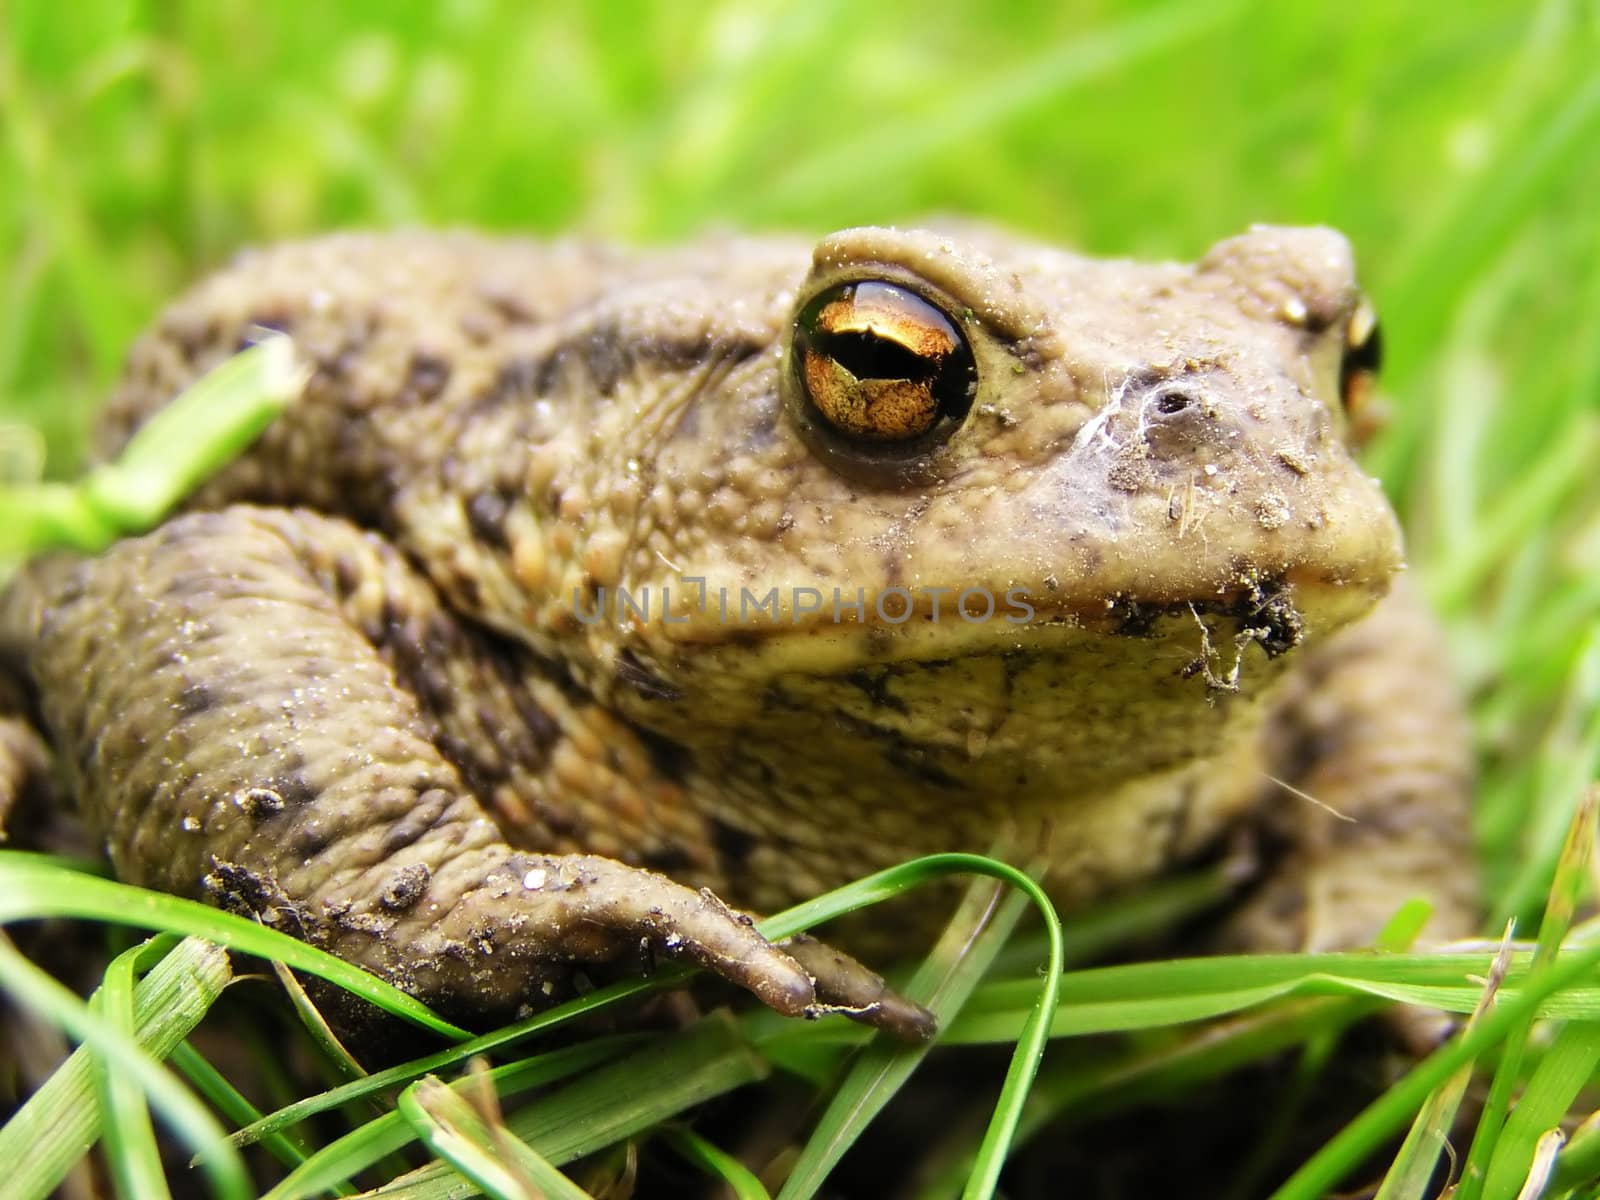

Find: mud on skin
[0,224,1475,1039]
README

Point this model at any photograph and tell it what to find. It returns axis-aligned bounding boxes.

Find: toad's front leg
[1229,579,1479,956]
[3,506,932,1041]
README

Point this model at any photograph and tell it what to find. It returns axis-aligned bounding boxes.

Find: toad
[0,224,1476,1039]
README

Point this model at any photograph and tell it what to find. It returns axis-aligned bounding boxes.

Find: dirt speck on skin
[378,862,432,910]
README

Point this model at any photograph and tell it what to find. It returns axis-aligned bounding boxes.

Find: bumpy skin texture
[1,225,1475,1035]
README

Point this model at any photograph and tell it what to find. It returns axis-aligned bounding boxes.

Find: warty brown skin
[0,225,1476,1037]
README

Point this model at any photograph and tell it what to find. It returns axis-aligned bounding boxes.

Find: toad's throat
[607,595,1333,801]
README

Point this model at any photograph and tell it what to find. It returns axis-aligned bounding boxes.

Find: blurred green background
[2,0,1597,919]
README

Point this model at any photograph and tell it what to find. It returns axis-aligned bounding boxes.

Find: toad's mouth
[608,561,1380,665]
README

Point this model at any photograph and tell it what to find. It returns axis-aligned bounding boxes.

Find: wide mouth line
[583,571,1376,648]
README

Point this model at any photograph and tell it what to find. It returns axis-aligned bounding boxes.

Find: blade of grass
[1482,1023,1600,1200]
[261,1037,643,1200]
[1548,1109,1600,1195]
[231,978,684,1151]
[920,995,1382,1200]
[90,940,175,1200]
[0,852,468,1040]
[168,1040,329,1187]
[1460,786,1597,1200]
[0,934,245,1200]
[371,1011,770,1200]
[1269,906,1600,1196]
[400,1074,593,1200]
[1494,629,1600,925]
[771,854,1063,1200]
[1375,929,1516,1200]
[661,1125,773,1200]
[0,333,302,562]
[777,870,1021,1199]
[946,937,1600,1043]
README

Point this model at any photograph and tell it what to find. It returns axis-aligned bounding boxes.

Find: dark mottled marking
[664,332,767,372]
[884,745,963,790]
[711,816,757,866]
[615,649,682,703]
[448,569,484,610]
[638,843,695,873]
[493,357,555,403]
[378,862,433,910]
[405,352,452,402]
[465,490,512,549]
[175,682,217,716]
[827,708,963,791]
[439,729,508,784]
[332,554,363,598]
[174,314,224,360]
[477,282,542,326]
[841,669,908,715]
[490,658,562,755]
[579,321,630,396]
[1105,577,1302,658]
[634,724,692,784]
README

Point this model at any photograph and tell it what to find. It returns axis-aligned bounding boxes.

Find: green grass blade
[0,333,302,563]
[662,1125,774,1200]
[1461,786,1597,1200]
[777,872,1028,1200]
[1375,932,1515,1200]
[400,1074,594,1200]
[1481,1022,1600,1200]
[0,852,469,1040]
[169,1040,326,1187]
[767,854,1062,1200]
[1549,1109,1600,1194]
[0,935,244,1200]
[90,940,174,1200]
[1267,939,1600,1198]
[1495,631,1600,926]
[372,1012,770,1200]
[262,1038,642,1200]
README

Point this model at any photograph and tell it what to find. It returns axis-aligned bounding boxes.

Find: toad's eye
[792,281,976,444]
[1339,296,1383,419]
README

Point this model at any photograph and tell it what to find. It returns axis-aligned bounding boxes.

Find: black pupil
[1340,322,1383,397]
[823,330,938,381]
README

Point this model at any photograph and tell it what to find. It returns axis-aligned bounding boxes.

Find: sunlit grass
[1,0,1598,1195]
